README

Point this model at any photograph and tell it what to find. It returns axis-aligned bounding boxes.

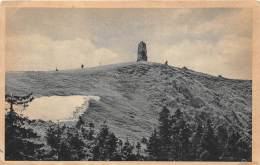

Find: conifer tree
[147,129,160,160]
[136,142,141,155]
[177,122,192,160]
[81,122,95,140]
[136,142,142,160]
[92,122,118,160]
[190,123,203,160]
[158,106,171,160]
[64,127,86,160]
[170,109,192,160]
[76,115,85,129]
[227,130,251,161]
[5,110,43,160]
[88,122,95,140]
[45,124,65,160]
[46,124,87,160]
[200,119,219,160]
[216,124,229,160]
[141,137,148,144]
[105,132,118,160]
[121,139,136,160]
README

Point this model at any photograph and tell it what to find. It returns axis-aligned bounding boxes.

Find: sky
[6,8,252,79]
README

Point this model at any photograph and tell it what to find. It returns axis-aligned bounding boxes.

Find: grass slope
[6,62,252,141]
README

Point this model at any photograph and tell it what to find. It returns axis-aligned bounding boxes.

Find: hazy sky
[6,8,252,79]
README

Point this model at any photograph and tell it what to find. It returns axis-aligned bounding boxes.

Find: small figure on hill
[182,66,188,70]
[165,60,168,65]
[56,67,59,72]
[81,64,84,69]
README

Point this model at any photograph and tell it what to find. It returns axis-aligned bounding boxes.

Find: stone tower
[137,41,147,62]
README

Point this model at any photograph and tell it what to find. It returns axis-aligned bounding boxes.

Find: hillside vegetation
[6,62,252,141]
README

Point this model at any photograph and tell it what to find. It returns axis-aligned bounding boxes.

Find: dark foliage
[146,107,252,161]
[46,124,86,160]
[146,129,160,160]
[92,122,119,160]
[5,110,44,160]
[5,106,251,161]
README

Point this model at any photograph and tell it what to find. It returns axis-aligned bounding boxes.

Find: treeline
[44,120,143,161]
[146,107,251,161]
[5,107,251,161]
[5,110,143,160]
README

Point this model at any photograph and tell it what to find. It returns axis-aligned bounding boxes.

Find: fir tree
[200,119,219,160]
[88,122,95,140]
[105,132,118,160]
[67,129,86,160]
[136,142,142,160]
[45,124,65,160]
[46,124,87,160]
[76,115,85,129]
[147,129,160,160]
[121,139,136,160]
[136,142,141,155]
[81,122,95,140]
[92,122,118,160]
[167,109,191,160]
[158,106,171,160]
[141,137,148,144]
[5,110,43,160]
[216,124,229,160]
[190,123,203,160]
[227,130,251,161]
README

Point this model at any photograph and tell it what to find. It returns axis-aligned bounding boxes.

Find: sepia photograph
[1,1,259,163]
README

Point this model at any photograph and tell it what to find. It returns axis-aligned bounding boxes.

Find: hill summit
[6,62,252,140]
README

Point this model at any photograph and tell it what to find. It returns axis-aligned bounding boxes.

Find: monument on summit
[137,41,147,62]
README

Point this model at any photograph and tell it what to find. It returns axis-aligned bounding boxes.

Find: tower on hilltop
[137,41,147,62]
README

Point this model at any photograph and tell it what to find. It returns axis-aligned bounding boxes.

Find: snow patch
[12,95,100,122]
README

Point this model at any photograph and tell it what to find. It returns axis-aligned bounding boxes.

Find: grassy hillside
[6,62,252,141]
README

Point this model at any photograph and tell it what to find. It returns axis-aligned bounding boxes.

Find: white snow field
[18,95,99,121]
